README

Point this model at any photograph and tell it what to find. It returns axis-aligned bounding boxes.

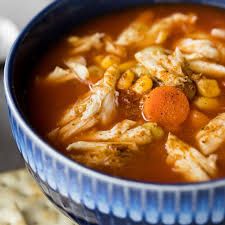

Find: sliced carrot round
[143,86,190,128]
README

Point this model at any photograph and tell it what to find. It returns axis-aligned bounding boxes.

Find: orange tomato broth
[27,4,225,183]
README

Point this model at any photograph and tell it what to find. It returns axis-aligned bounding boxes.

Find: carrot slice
[143,86,190,128]
[186,109,210,129]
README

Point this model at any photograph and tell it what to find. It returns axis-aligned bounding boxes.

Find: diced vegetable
[88,66,104,79]
[94,55,104,65]
[197,78,221,97]
[100,55,121,69]
[186,109,210,129]
[119,60,137,72]
[143,86,190,128]
[179,81,197,100]
[194,96,220,111]
[117,70,135,90]
[143,123,164,140]
[131,75,153,94]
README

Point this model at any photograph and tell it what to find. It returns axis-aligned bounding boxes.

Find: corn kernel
[101,55,120,69]
[132,75,153,94]
[117,70,135,90]
[194,96,220,111]
[94,55,104,65]
[197,78,221,98]
[119,60,137,73]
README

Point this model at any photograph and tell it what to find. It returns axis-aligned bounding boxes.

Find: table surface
[0,0,51,172]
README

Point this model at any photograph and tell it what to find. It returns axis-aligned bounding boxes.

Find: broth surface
[28,4,225,183]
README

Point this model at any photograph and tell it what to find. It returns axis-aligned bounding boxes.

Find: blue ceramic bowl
[4,0,225,225]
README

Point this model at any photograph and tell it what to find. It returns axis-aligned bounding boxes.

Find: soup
[28,4,225,183]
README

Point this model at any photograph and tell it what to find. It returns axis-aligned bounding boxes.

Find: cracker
[0,203,28,225]
[0,169,74,225]
[0,169,41,197]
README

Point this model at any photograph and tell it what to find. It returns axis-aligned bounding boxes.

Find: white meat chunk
[135,47,196,99]
[44,67,75,83]
[146,13,197,44]
[104,36,127,57]
[48,65,120,142]
[178,38,220,61]
[116,11,153,46]
[135,47,186,86]
[66,121,164,168]
[68,33,105,54]
[196,113,225,155]
[166,133,218,182]
[65,57,89,81]
[189,60,225,78]
[67,141,138,152]
[211,28,225,40]
[67,142,137,168]
[84,120,164,145]
[85,120,137,141]
[44,56,89,83]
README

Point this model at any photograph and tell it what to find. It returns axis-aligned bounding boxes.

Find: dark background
[0,0,50,172]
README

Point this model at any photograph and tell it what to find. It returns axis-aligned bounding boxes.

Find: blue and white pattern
[4,0,225,224]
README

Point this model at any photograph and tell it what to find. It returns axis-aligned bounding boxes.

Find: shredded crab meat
[48,65,120,141]
[189,60,225,78]
[68,143,137,168]
[177,38,220,61]
[104,36,127,57]
[144,13,197,45]
[67,141,138,152]
[66,56,87,66]
[116,11,153,46]
[68,33,105,54]
[166,133,218,182]
[117,12,197,47]
[39,9,225,180]
[135,46,192,87]
[44,67,75,83]
[135,46,197,99]
[211,28,225,40]
[85,120,137,140]
[65,58,89,81]
[84,120,163,145]
[196,113,225,155]
[44,56,89,83]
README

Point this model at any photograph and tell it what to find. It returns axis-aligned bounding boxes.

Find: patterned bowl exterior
[4,0,225,224]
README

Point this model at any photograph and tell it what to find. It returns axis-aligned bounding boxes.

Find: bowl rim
[4,0,225,191]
